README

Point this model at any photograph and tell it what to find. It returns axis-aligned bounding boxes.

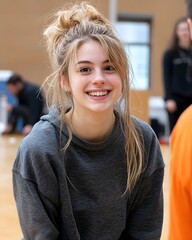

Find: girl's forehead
[73,40,109,63]
[77,39,105,52]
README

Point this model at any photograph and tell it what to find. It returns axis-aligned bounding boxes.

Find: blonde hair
[43,2,143,192]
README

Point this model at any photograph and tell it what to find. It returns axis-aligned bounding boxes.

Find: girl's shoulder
[21,107,67,151]
[13,119,64,182]
[22,119,59,149]
[131,116,155,140]
[132,116,164,174]
[15,117,65,169]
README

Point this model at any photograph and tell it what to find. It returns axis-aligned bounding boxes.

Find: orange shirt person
[168,0,192,239]
[169,105,192,240]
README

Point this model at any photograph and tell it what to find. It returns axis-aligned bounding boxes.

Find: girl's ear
[60,74,71,92]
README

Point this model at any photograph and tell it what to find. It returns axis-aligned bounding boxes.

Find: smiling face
[61,40,122,115]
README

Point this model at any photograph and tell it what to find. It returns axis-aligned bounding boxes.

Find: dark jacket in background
[162,48,192,132]
[10,81,44,127]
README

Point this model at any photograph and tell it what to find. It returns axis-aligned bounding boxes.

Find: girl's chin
[73,102,115,114]
[86,106,114,113]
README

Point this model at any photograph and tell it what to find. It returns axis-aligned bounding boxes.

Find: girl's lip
[86,90,111,97]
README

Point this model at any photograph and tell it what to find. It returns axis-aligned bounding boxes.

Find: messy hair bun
[44,2,114,68]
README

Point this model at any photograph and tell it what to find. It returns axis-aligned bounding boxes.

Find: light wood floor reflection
[0,134,170,240]
[0,134,23,240]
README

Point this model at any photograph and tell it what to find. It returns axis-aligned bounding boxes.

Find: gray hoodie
[13,108,164,240]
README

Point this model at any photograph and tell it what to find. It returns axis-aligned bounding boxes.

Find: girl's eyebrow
[75,59,110,65]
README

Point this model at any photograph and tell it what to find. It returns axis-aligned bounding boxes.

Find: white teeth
[88,91,108,96]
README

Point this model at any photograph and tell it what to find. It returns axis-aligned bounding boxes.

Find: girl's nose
[92,70,105,85]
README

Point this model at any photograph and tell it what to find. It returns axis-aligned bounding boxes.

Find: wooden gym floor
[0,134,170,240]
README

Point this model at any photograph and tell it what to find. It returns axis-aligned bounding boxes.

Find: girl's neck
[66,108,116,143]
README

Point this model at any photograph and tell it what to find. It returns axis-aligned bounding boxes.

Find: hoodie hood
[40,106,61,131]
[39,106,124,151]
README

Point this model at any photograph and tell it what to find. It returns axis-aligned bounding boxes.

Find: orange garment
[169,105,192,240]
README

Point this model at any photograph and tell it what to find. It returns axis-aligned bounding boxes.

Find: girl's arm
[13,171,59,240]
[12,138,60,240]
[126,168,164,239]
[121,126,164,239]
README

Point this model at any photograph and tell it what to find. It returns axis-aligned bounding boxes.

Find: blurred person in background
[2,73,44,136]
[162,16,192,134]
[168,1,192,239]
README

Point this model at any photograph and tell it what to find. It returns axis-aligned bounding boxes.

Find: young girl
[13,2,164,239]
[162,17,192,134]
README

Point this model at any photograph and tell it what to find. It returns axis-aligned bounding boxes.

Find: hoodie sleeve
[125,168,164,239]
[121,122,164,239]
[12,139,60,240]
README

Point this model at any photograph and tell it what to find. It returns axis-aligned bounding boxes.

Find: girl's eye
[104,65,115,71]
[79,67,91,73]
